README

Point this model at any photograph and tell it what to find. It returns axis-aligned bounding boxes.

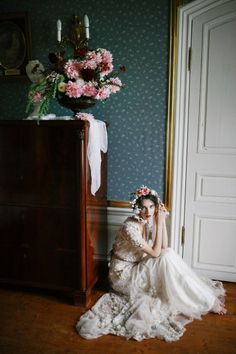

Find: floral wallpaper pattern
[0,0,170,201]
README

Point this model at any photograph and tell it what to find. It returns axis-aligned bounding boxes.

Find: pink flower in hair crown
[136,186,150,197]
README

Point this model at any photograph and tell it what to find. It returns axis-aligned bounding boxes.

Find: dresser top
[0,119,90,127]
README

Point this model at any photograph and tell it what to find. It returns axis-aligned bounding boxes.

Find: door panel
[183,0,236,281]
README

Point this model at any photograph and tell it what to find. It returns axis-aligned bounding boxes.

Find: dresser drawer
[0,205,78,249]
[0,125,80,207]
[0,245,78,288]
[0,205,79,286]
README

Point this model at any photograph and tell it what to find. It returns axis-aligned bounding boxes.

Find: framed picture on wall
[0,12,31,79]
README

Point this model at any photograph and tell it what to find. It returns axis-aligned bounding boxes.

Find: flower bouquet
[26,47,125,118]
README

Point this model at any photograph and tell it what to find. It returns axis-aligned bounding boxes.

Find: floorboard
[0,282,235,354]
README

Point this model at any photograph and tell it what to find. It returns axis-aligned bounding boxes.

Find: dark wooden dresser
[0,120,107,306]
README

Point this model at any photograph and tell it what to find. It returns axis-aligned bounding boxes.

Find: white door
[183,0,236,281]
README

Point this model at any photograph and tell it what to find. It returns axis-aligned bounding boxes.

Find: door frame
[169,0,230,254]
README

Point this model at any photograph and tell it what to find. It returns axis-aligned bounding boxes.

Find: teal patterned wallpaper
[0,0,170,201]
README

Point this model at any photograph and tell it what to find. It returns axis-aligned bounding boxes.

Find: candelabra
[57,14,90,49]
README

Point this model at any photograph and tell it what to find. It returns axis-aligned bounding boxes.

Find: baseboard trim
[107,200,131,208]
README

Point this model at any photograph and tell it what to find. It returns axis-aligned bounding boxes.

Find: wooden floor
[0,282,235,354]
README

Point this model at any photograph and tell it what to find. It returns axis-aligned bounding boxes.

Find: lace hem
[77,293,191,342]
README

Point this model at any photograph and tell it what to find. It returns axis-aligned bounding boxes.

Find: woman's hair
[135,194,159,209]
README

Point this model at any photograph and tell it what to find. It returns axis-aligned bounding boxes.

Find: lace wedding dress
[76,215,225,342]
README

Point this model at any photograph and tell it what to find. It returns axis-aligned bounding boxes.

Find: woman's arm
[162,216,168,249]
[157,203,169,249]
[141,243,162,258]
[152,207,164,256]
[141,205,168,257]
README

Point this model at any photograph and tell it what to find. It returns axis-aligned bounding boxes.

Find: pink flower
[87,51,102,65]
[75,112,94,121]
[95,87,111,100]
[64,59,80,79]
[82,83,98,97]
[136,186,150,197]
[108,77,122,93]
[94,52,103,64]
[98,48,113,76]
[30,91,44,103]
[79,59,97,70]
[65,81,83,98]
[109,77,122,86]
[100,48,113,63]
[100,62,114,76]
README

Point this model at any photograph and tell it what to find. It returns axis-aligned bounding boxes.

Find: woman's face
[139,199,156,221]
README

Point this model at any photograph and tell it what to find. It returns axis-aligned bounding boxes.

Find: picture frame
[0,12,31,79]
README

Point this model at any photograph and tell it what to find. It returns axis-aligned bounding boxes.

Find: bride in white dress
[76,186,226,342]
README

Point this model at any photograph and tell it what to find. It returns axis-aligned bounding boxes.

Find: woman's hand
[159,203,168,215]
[156,203,169,222]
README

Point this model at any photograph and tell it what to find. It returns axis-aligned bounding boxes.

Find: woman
[76,186,226,342]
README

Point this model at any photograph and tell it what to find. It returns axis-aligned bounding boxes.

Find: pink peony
[100,48,113,64]
[95,87,111,100]
[98,48,113,76]
[94,52,103,64]
[136,186,150,197]
[79,59,97,70]
[87,51,102,65]
[65,81,83,98]
[64,59,80,79]
[108,77,122,93]
[82,83,98,97]
[100,62,114,76]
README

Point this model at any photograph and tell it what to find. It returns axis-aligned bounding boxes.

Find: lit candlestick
[57,19,62,42]
[84,14,90,39]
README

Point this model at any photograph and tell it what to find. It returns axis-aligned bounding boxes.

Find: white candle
[57,19,62,42]
[84,14,90,39]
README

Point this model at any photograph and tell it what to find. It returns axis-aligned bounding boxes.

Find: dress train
[76,248,225,342]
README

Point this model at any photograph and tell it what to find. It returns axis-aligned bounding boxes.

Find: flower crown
[130,185,162,209]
